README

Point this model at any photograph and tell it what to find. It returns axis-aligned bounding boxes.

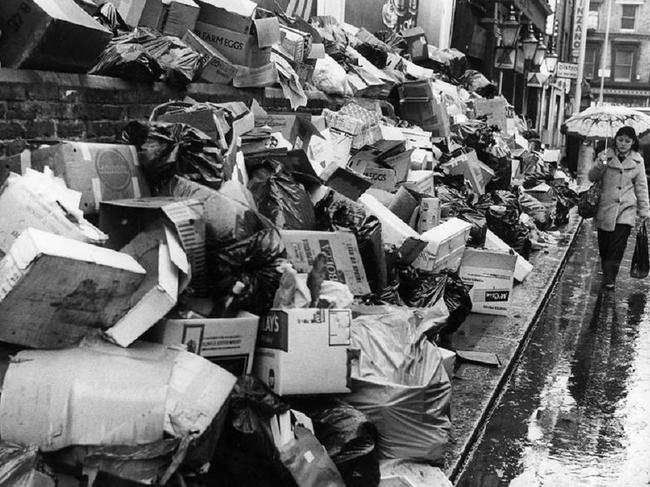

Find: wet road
[457,220,650,487]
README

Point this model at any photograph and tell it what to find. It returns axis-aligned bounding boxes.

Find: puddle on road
[457,223,650,487]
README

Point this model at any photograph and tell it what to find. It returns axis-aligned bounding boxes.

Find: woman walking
[588,126,650,290]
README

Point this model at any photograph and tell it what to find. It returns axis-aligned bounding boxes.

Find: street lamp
[544,44,558,74]
[500,5,521,48]
[532,35,547,69]
[521,25,539,63]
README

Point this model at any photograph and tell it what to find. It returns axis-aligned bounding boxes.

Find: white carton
[458,248,517,316]
[484,229,533,282]
[417,197,441,233]
[254,308,353,395]
[149,312,259,376]
[359,193,427,264]
[414,218,472,272]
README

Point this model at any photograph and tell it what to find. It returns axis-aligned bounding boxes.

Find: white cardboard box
[484,229,533,282]
[280,230,370,296]
[417,197,441,233]
[459,248,517,316]
[0,228,145,349]
[414,218,472,272]
[149,312,259,376]
[254,308,353,395]
[359,193,427,264]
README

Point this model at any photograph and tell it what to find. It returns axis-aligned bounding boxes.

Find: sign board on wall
[571,0,587,60]
[556,62,578,79]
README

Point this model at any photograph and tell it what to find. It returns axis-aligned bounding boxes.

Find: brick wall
[0,67,331,158]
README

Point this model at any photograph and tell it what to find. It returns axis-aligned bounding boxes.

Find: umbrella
[564,105,650,141]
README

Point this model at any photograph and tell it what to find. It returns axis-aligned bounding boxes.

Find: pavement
[442,209,584,482]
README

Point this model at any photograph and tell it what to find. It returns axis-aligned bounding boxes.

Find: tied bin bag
[347,307,451,463]
[631,222,649,278]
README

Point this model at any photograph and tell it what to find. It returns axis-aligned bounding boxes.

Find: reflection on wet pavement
[457,220,650,487]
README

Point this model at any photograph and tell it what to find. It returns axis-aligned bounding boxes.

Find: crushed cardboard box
[0,228,146,349]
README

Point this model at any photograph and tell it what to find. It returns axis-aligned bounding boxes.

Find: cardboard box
[280,230,370,296]
[359,193,427,264]
[414,217,473,272]
[183,30,237,84]
[138,0,165,29]
[322,163,372,201]
[441,151,485,194]
[0,340,236,452]
[194,0,280,68]
[402,27,428,62]
[363,165,398,192]
[99,197,206,294]
[417,197,441,233]
[0,228,146,349]
[149,312,259,376]
[104,0,148,27]
[0,171,107,257]
[459,248,517,316]
[162,0,199,37]
[254,308,353,395]
[484,229,533,282]
[0,0,112,72]
[387,186,419,224]
[400,170,434,195]
[105,227,190,347]
[7,142,149,215]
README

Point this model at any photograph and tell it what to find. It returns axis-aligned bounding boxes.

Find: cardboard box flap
[201,0,256,17]
[40,0,112,31]
[461,248,516,270]
[5,228,144,275]
[0,346,171,451]
[253,16,280,48]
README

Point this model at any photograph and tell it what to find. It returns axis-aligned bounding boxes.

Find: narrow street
[457,220,650,487]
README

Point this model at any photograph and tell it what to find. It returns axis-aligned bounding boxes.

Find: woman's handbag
[631,222,649,278]
[577,181,601,219]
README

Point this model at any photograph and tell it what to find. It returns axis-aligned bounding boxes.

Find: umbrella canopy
[564,105,650,140]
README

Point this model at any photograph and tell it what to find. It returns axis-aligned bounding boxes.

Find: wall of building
[0,68,329,158]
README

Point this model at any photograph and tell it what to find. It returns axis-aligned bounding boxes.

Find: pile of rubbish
[0,1,580,486]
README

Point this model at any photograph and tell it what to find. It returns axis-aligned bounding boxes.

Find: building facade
[584,0,650,107]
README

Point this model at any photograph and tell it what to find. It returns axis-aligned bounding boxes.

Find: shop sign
[556,62,578,79]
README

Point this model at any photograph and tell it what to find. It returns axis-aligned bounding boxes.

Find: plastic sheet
[122,121,227,192]
[0,442,40,486]
[519,192,552,230]
[311,402,380,487]
[347,308,452,462]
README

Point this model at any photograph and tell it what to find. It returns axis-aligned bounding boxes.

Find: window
[588,2,600,29]
[613,47,635,81]
[621,5,637,30]
[584,44,600,79]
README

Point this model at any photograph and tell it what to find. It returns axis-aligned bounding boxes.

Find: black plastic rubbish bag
[207,376,296,487]
[208,228,288,317]
[311,402,380,487]
[90,27,205,87]
[486,205,532,259]
[459,210,487,247]
[249,167,316,230]
[123,121,227,192]
[553,184,579,226]
[315,191,387,293]
[404,270,472,337]
[631,223,649,278]
[519,192,552,230]
[460,70,497,98]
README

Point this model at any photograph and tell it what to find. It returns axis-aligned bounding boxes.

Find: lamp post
[493,5,521,95]
[521,24,539,122]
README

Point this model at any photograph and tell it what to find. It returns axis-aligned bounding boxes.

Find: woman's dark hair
[615,125,639,151]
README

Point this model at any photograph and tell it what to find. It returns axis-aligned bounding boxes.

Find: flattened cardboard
[0,340,236,451]
[458,248,517,316]
[280,230,370,296]
[15,142,148,215]
[0,0,112,72]
[0,228,145,349]
[149,312,259,376]
[254,308,353,395]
